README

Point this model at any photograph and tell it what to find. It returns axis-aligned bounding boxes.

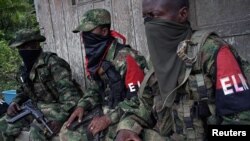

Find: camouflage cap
[9,29,46,48]
[73,8,111,33]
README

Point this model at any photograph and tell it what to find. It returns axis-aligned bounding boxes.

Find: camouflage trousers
[0,114,51,141]
[139,129,202,141]
[59,107,117,141]
[0,102,66,141]
[138,110,250,141]
[59,121,118,141]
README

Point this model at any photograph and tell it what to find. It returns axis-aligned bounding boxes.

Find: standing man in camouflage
[0,29,82,141]
[116,0,250,140]
[59,9,148,141]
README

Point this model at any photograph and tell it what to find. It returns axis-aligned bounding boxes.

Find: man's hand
[115,129,142,141]
[88,115,111,136]
[48,120,62,135]
[7,102,21,116]
[66,107,85,128]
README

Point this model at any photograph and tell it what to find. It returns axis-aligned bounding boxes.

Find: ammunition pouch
[192,101,211,119]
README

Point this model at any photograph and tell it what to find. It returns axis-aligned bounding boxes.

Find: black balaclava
[82,32,113,75]
[144,18,192,107]
[19,48,42,73]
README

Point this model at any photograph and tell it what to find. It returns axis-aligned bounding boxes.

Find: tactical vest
[95,42,142,109]
[139,30,219,140]
[140,30,250,140]
[172,31,216,140]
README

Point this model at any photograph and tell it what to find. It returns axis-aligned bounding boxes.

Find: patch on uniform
[125,55,144,97]
[216,45,250,116]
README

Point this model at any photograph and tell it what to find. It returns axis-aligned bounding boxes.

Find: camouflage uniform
[116,33,250,141]
[60,9,148,141]
[0,29,82,141]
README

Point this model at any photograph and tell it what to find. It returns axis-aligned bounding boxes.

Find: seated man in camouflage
[0,29,82,141]
[116,0,250,141]
[59,9,148,141]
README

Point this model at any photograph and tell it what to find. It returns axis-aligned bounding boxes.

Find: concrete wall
[189,0,250,59]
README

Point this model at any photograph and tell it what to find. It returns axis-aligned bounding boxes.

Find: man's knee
[59,123,88,141]
[141,129,168,141]
[0,115,23,136]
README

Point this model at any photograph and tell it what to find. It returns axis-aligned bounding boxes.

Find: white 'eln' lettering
[220,77,233,95]
[128,83,136,92]
[231,75,244,92]
[220,73,249,95]
[238,73,249,90]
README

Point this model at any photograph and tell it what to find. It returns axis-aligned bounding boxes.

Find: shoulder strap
[139,68,155,97]
[191,30,215,49]
[177,30,216,68]
[190,30,217,70]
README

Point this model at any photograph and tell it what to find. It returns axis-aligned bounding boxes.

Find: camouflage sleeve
[200,35,250,124]
[106,47,149,124]
[77,79,102,111]
[200,35,222,77]
[230,47,250,81]
[116,74,157,134]
[203,36,250,124]
[201,35,231,95]
[113,47,148,77]
[47,56,82,122]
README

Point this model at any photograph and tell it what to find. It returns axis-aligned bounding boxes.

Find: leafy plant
[0,0,37,92]
[0,39,21,91]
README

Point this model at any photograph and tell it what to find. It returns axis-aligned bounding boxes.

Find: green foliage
[0,38,21,91]
[0,0,38,40]
[0,0,37,92]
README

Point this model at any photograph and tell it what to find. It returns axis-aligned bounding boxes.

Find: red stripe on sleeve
[216,45,243,89]
[125,55,144,88]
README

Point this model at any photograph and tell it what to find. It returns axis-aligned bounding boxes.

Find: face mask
[82,32,113,75]
[144,18,192,107]
[19,48,42,73]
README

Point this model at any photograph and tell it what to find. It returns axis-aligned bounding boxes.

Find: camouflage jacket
[116,34,250,139]
[77,39,148,124]
[13,52,82,123]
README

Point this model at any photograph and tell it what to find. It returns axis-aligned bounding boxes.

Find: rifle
[6,99,54,136]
